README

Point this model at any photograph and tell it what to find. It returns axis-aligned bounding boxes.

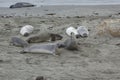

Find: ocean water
[0,0,120,7]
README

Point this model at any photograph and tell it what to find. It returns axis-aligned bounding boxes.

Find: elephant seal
[20,25,34,37]
[26,33,63,43]
[66,26,80,38]
[60,33,78,50]
[10,37,29,47]
[21,43,60,55]
[9,2,36,8]
[77,26,89,38]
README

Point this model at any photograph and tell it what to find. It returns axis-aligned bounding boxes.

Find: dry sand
[0,5,120,80]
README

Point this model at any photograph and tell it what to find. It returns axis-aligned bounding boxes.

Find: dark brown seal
[10,2,36,8]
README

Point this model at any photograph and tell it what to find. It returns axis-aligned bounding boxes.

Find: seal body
[64,33,78,50]
[77,26,89,37]
[64,38,78,50]
[50,33,63,41]
[22,43,59,55]
[20,25,34,37]
[10,37,29,47]
[9,2,36,8]
[66,26,79,37]
[26,33,63,43]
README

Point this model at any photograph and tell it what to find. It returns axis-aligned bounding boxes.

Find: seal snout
[82,33,88,37]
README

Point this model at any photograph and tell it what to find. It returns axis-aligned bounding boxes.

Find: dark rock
[46,13,56,15]
[74,16,81,18]
[35,76,45,80]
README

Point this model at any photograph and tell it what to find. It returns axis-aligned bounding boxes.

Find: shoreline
[0,4,120,18]
[0,2,120,7]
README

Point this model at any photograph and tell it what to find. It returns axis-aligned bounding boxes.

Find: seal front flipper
[10,37,29,47]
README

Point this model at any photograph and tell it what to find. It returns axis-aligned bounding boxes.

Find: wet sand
[0,5,120,80]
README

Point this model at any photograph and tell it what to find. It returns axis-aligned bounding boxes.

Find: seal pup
[66,26,80,38]
[20,25,34,37]
[26,33,63,43]
[77,26,89,38]
[21,43,61,55]
[63,32,78,50]
[10,37,29,47]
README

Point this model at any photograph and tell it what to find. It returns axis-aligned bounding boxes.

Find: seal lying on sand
[9,2,36,8]
[77,26,89,38]
[66,26,79,38]
[20,25,34,37]
[10,37,29,47]
[59,33,78,50]
[26,33,63,43]
[21,43,61,55]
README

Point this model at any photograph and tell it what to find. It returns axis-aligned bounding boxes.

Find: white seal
[77,26,89,37]
[66,26,79,36]
[20,25,34,36]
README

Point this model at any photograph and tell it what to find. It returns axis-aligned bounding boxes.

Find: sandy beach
[0,5,120,80]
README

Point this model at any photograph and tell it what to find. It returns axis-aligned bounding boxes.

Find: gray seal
[35,76,45,80]
[59,33,78,50]
[10,37,29,47]
[21,43,60,55]
[26,33,63,43]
